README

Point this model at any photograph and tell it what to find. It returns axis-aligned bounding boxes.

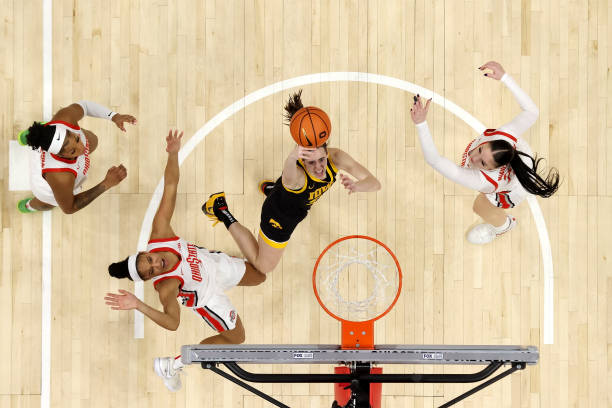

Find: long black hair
[489,139,560,198]
[108,256,136,280]
[284,89,304,123]
[24,121,56,151]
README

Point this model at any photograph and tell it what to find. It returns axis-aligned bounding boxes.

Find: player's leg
[200,316,245,344]
[202,192,287,273]
[226,222,263,265]
[236,262,266,286]
[226,223,285,274]
[467,193,517,244]
[472,193,507,227]
[254,233,286,272]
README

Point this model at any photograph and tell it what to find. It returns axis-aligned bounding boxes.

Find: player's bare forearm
[355,176,381,192]
[71,182,108,212]
[164,152,179,187]
[281,147,302,187]
[136,300,180,331]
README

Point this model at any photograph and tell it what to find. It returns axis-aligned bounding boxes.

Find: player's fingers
[425,98,432,111]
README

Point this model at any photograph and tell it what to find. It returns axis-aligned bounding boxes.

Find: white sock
[25,199,37,212]
[493,216,511,234]
[173,355,184,370]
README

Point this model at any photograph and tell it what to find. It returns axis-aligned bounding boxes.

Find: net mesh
[314,237,400,322]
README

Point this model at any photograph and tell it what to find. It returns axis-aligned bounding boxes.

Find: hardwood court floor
[1,1,610,407]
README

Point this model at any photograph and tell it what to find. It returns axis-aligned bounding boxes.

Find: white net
[314,236,401,322]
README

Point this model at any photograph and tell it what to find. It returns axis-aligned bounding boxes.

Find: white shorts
[29,150,85,206]
[193,254,246,332]
[485,185,529,209]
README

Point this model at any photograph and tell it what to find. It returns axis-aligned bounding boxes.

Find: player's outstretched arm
[479,61,539,137]
[410,95,488,192]
[281,145,307,190]
[151,130,183,239]
[53,101,137,131]
[104,281,180,331]
[329,148,381,194]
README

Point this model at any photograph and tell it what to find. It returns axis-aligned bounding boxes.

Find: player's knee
[226,327,245,344]
[254,269,267,284]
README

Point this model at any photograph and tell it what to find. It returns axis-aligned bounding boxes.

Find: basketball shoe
[466,216,516,245]
[202,192,237,229]
[258,180,275,197]
[17,198,37,214]
[154,357,183,392]
[17,129,29,146]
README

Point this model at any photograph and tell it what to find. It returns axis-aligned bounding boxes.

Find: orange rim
[312,235,402,324]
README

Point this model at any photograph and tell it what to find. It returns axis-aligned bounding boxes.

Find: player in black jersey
[202,91,381,274]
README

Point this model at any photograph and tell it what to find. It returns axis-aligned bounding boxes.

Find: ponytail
[283,90,304,123]
[490,139,560,198]
[510,152,560,198]
[108,256,134,280]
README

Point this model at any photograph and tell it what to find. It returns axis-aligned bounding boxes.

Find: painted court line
[135,72,555,345]
[41,0,53,407]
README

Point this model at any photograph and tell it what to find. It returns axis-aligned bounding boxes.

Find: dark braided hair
[24,121,56,151]
[283,90,304,123]
[489,139,560,198]
[108,255,140,281]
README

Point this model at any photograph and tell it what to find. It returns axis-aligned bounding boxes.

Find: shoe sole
[202,192,226,226]
[153,358,164,378]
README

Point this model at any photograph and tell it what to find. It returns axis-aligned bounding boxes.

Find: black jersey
[273,156,338,211]
[259,156,338,248]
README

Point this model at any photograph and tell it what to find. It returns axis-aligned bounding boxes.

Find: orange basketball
[289,106,331,147]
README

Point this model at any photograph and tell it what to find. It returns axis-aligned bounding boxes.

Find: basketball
[289,106,331,147]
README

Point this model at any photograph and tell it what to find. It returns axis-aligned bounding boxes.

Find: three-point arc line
[124,72,554,345]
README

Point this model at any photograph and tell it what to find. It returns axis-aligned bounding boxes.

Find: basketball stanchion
[313,235,402,407]
[182,235,539,408]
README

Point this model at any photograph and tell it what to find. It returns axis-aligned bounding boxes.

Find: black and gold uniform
[259,156,338,248]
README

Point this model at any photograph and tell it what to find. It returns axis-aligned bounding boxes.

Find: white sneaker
[466,217,517,245]
[466,223,497,244]
[154,357,182,392]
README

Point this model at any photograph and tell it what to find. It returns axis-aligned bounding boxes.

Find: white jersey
[148,236,246,332]
[149,236,218,308]
[415,73,539,195]
[30,121,90,205]
[460,128,533,193]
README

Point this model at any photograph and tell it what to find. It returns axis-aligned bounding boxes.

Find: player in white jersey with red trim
[104,130,266,392]
[410,61,559,244]
[17,100,136,214]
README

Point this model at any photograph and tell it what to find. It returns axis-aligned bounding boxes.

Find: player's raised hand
[479,61,505,80]
[112,114,137,132]
[165,129,183,153]
[104,289,140,310]
[102,164,127,188]
[296,145,321,161]
[339,173,358,194]
[410,94,432,125]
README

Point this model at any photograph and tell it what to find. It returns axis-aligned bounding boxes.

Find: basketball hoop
[313,235,402,350]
